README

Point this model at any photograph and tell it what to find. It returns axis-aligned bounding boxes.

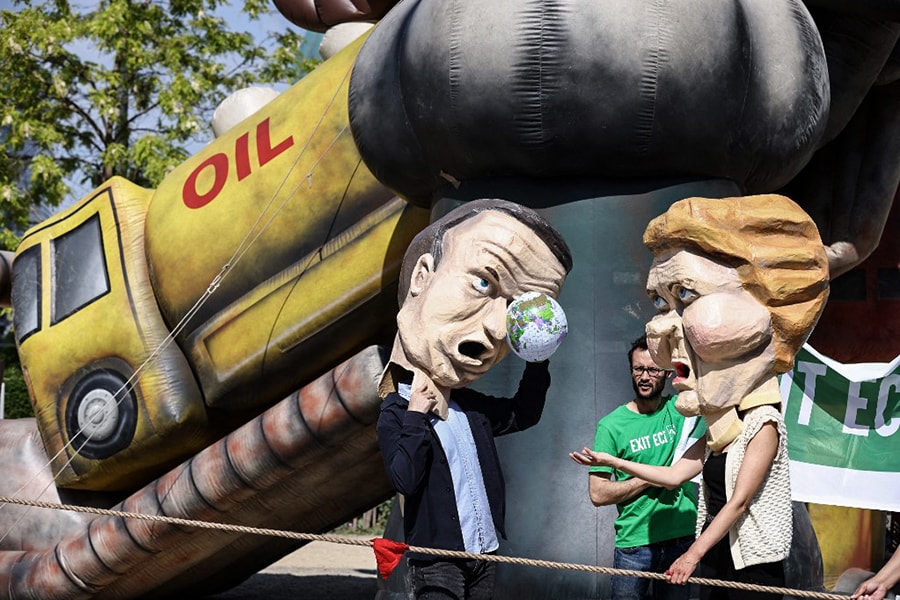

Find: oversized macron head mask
[386,199,572,416]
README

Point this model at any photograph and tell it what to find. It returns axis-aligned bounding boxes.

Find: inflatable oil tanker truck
[10,37,428,492]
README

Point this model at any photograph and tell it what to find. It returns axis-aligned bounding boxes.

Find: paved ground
[207,536,381,600]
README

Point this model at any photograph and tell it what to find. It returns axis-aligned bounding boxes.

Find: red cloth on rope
[372,537,409,580]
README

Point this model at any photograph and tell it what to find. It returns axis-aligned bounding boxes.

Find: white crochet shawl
[696,405,793,569]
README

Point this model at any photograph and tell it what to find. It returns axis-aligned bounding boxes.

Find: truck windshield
[51,214,110,324]
[12,245,40,343]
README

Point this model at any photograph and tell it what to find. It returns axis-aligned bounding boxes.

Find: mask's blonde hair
[643,194,829,373]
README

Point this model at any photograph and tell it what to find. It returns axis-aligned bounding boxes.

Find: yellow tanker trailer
[11,37,428,491]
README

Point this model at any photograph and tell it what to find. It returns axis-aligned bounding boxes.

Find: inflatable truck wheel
[65,369,138,460]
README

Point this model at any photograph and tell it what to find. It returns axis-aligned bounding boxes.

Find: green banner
[779,344,900,511]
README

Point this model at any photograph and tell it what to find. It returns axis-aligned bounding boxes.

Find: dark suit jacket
[376,361,550,559]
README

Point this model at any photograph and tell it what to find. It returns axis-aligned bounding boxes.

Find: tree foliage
[2,362,33,419]
[0,0,314,250]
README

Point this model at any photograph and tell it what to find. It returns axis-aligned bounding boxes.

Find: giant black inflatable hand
[348,0,831,205]
[341,0,899,277]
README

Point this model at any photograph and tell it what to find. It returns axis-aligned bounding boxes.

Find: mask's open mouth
[458,341,487,359]
[673,362,691,379]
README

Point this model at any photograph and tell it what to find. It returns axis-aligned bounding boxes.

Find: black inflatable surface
[349,0,830,206]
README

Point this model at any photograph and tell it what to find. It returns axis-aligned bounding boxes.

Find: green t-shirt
[591,395,706,548]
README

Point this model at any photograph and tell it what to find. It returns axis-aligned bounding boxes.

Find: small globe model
[506,291,568,362]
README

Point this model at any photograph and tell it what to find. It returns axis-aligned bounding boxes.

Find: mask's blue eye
[473,278,491,294]
[679,287,699,303]
[652,296,669,311]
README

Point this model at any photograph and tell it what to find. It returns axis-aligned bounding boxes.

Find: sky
[218,0,312,52]
[0,0,302,39]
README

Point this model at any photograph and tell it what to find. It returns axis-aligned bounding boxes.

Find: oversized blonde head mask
[643,194,829,449]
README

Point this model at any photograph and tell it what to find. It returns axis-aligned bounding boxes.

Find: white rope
[0,495,853,600]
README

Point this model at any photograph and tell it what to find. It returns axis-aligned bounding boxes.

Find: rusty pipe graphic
[0,345,392,599]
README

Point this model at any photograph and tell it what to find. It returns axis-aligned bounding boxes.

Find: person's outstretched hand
[569,448,616,468]
[852,577,889,600]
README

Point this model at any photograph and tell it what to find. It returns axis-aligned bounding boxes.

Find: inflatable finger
[273,0,397,32]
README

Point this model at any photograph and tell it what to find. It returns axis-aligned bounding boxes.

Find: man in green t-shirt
[572,336,706,600]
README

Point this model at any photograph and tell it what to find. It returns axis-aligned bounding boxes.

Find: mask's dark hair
[398,199,573,304]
